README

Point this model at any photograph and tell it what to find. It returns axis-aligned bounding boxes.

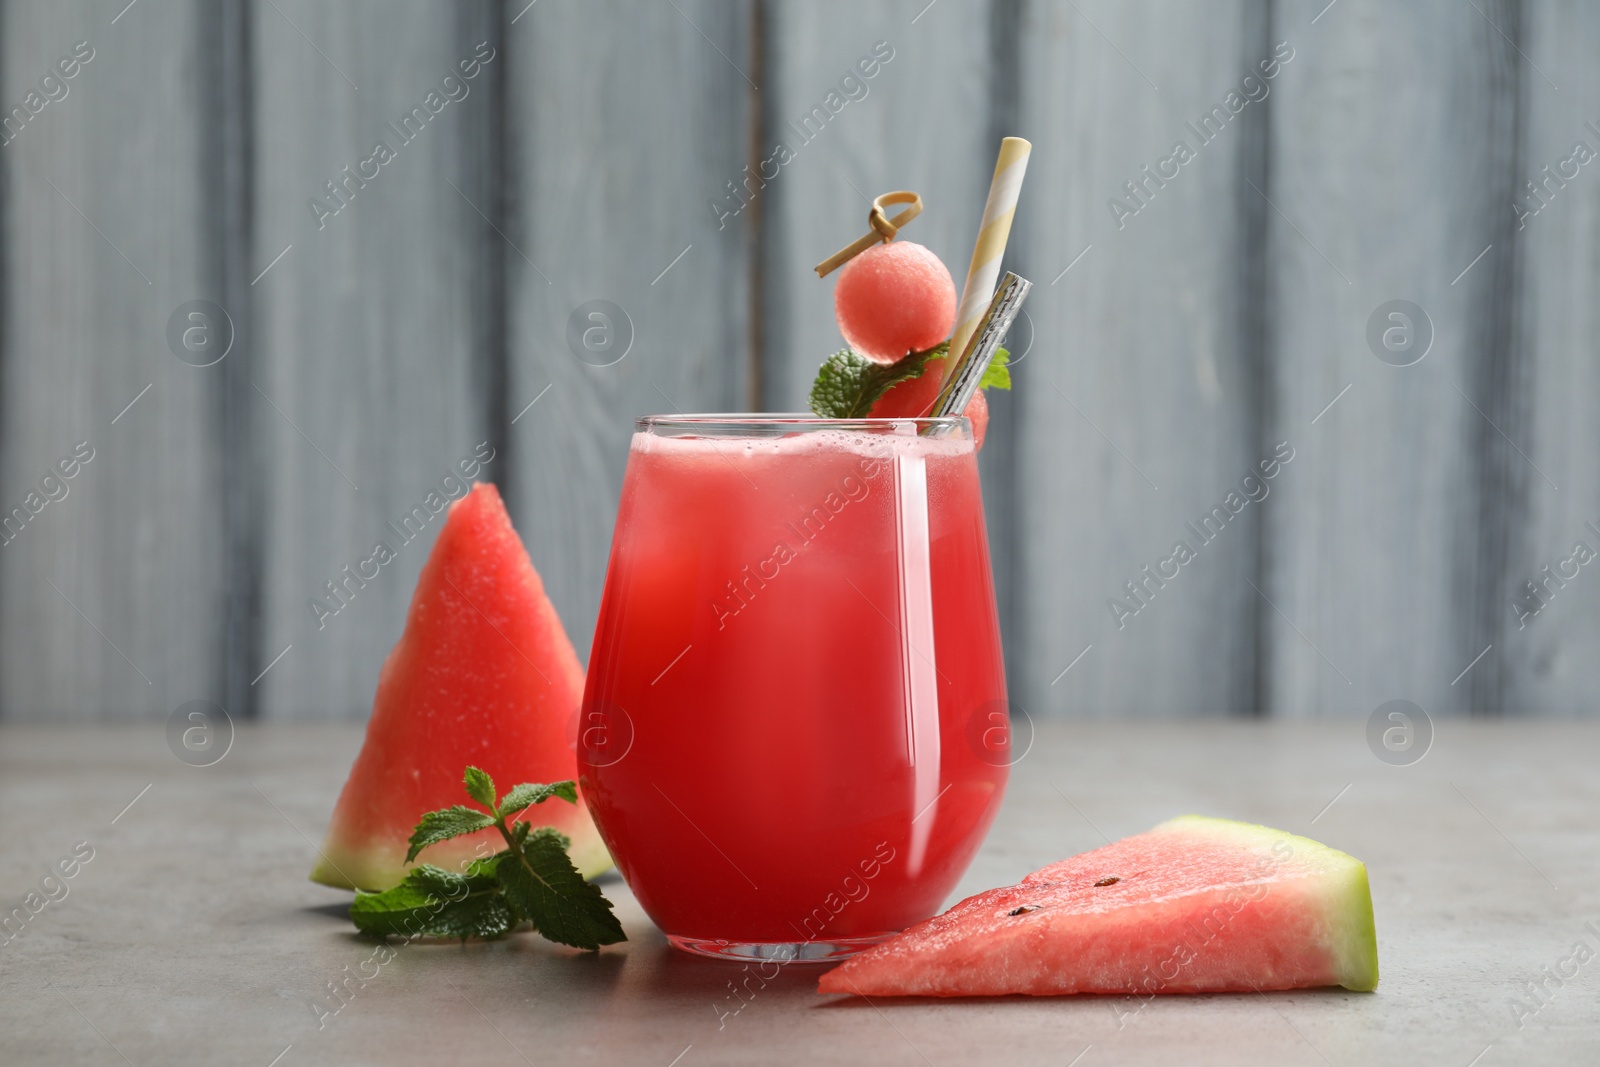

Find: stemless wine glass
[578,415,1009,962]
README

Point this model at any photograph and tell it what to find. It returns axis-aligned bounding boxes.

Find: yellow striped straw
[949,137,1032,363]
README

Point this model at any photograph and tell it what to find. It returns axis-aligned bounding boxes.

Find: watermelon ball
[835,240,958,364]
[869,363,990,451]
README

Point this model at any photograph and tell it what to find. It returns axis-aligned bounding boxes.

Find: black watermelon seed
[1093,876,1121,887]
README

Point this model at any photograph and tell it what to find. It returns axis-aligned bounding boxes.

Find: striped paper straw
[948,137,1032,363]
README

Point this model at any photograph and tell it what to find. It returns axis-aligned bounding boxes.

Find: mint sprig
[349,767,625,951]
[807,343,1010,419]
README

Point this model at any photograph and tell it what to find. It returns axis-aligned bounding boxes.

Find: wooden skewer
[814,191,923,277]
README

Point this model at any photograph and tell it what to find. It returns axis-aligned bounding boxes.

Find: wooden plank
[0,1,228,718]
[250,1,502,717]
[199,0,260,717]
[1011,0,1266,717]
[1497,0,1600,715]
[1260,0,1519,716]
[504,0,755,663]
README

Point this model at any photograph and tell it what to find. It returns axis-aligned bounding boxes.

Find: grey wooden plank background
[250,1,503,719]
[0,0,1592,721]
[506,0,756,669]
[1262,0,1509,718]
[1504,0,1600,715]
[0,1,230,718]
[1012,0,1270,718]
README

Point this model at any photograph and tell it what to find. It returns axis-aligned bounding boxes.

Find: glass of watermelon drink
[580,414,1009,962]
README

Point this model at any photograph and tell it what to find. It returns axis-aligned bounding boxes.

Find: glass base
[668,933,895,963]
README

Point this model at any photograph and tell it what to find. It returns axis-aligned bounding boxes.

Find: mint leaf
[349,863,514,941]
[499,781,577,819]
[496,828,626,951]
[980,347,1011,390]
[405,805,496,863]
[808,347,941,419]
[808,343,1010,419]
[463,766,497,812]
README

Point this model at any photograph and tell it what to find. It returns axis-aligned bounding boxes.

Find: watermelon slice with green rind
[310,483,610,892]
[818,816,1377,997]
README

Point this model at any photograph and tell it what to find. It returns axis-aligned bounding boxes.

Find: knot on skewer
[867,194,912,241]
[814,190,923,277]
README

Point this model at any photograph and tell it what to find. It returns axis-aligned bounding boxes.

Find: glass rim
[635,413,971,436]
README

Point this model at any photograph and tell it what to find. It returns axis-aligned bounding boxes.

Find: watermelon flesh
[870,367,989,450]
[818,816,1377,997]
[310,483,610,891]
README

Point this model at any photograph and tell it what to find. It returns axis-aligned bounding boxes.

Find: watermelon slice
[818,816,1377,997]
[310,483,610,891]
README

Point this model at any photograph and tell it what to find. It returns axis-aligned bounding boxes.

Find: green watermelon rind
[1150,815,1379,992]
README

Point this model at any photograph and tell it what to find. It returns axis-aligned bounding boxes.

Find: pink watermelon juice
[582,416,1009,959]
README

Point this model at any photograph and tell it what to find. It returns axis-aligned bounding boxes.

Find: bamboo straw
[947,137,1032,365]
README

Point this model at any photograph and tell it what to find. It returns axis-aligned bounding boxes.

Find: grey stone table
[1,719,1596,1066]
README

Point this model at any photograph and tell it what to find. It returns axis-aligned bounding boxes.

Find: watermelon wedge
[817,816,1377,997]
[310,483,610,891]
